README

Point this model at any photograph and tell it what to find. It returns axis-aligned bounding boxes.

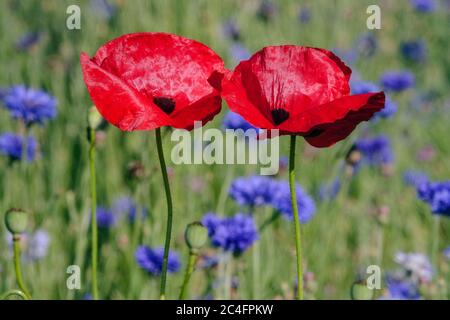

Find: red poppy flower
[218,46,385,147]
[80,32,225,131]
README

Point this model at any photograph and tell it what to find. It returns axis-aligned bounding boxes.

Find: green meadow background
[0,0,449,299]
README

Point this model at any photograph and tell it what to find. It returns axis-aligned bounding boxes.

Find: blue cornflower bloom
[257,0,277,22]
[444,247,450,261]
[318,178,341,201]
[383,277,421,300]
[222,19,241,41]
[112,196,147,222]
[356,33,377,57]
[16,32,42,50]
[230,43,251,64]
[0,133,37,162]
[271,181,316,223]
[410,0,436,12]
[417,180,450,217]
[229,176,278,207]
[222,111,256,131]
[90,0,117,19]
[297,7,311,23]
[95,207,117,228]
[1,85,57,125]
[202,212,258,254]
[380,71,415,92]
[400,40,427,63]
[355,135,394,166]
[403,170,429,188]
[395,252,434,282]
[28,229,50,260]
[135,246,181,275]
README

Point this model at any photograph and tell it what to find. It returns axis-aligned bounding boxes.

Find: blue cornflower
[222,19,241,41]
[380,71,415,92]
[135,245,181,275]
[355,135,394,166]
[297,7,311,23]
[112,196,147,222]
[222,111,256,131]
[383,277,421,300]
[28,229,50,260]
[356,33,377,57]
[410,0,436,12]
[257,0,277,22]
[403,170,429,188]
[400,40,427,63]
[417,180,450,216]
[16,32,42,50]
[318,178,341,201]
[0,133,37,162]
[332,48,358,65]
[271,181,316,223]
[90,0,117,19]
[202,212,258,254]
[229,175,278,207]
[395,252,434,282]
[230,43,251,64]
[444,247,450,261]
[1,85,57,125]
[95,207,117,228]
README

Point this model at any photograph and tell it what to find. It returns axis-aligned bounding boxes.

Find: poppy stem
[13,236,32,299]
[289,135,303,300]
[89,126,99,300]
[1,289,29,300]
[155,128,173,300]
[179,250,197,299]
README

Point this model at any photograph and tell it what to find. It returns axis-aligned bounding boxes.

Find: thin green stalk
[89,127,99,300]
[289,135,303,300]
[1,289,29,300]
[432,216,441,273]
[155,127,173,300]
[179,251,197,299]
[13,237,31,299]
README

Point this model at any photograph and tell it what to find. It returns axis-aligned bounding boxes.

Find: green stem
[89,127,99,300]
[155,127,173,300]
[289,135,303,300]
[179,251,197,299]
[13,237,31,299]
[432,216,440,273]
[1,289,29,300]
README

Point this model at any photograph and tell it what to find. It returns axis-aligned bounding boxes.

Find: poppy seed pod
[350,281,374,300]
[185,222,208,252]
[4,208,28,235]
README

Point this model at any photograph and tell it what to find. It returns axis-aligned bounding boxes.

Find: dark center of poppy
[305,128,324,138]
[271,108,289,125]
[153,97,175,115]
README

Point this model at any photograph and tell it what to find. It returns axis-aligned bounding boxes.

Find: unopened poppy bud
[88,106,103,130]
[185,222,208,252]
[4,208,28,235]
[350,281,374,300]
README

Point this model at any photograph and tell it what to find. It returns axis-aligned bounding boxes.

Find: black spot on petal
[153,97,175,115]
[271,108,289,125]
[305,128,324,138]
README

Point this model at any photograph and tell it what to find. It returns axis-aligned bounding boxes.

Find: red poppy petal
[314,48,352,83]
[80,52,172,131]
[302,92,385,148]
[92,33,225,112]
[169,94,223,130]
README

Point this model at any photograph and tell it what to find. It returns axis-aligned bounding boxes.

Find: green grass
[0,0,449,300]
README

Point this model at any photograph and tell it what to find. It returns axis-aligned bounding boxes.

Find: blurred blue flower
[222,111,256,131]
[297,7,311,23]
[0,133,37,162]
[355,135,394,166]
[1,85,57,125]
[229,175,278,207]
[417,180,450,216]
[356,33,377,57]
[257,0,277,22]
[135,245,181,275]
[95,207,117,228]
[395,252,434,282]
[16,32,42,50]
[202,212,258,254]
[112,196,147,222]
[444,247,450,261]
[222,19,241,41]
[350,80,397,119]
[383,277,421,300]
[271,181,316,223]
[318,178,341,201]
[410,0,436,12]
[400,40,427,63]
[380,71,415,92]
[332,48,358,65]
[90,0,117,19]
[230,43,251,64]
[403,170,429,188]
[28,229,50,260]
